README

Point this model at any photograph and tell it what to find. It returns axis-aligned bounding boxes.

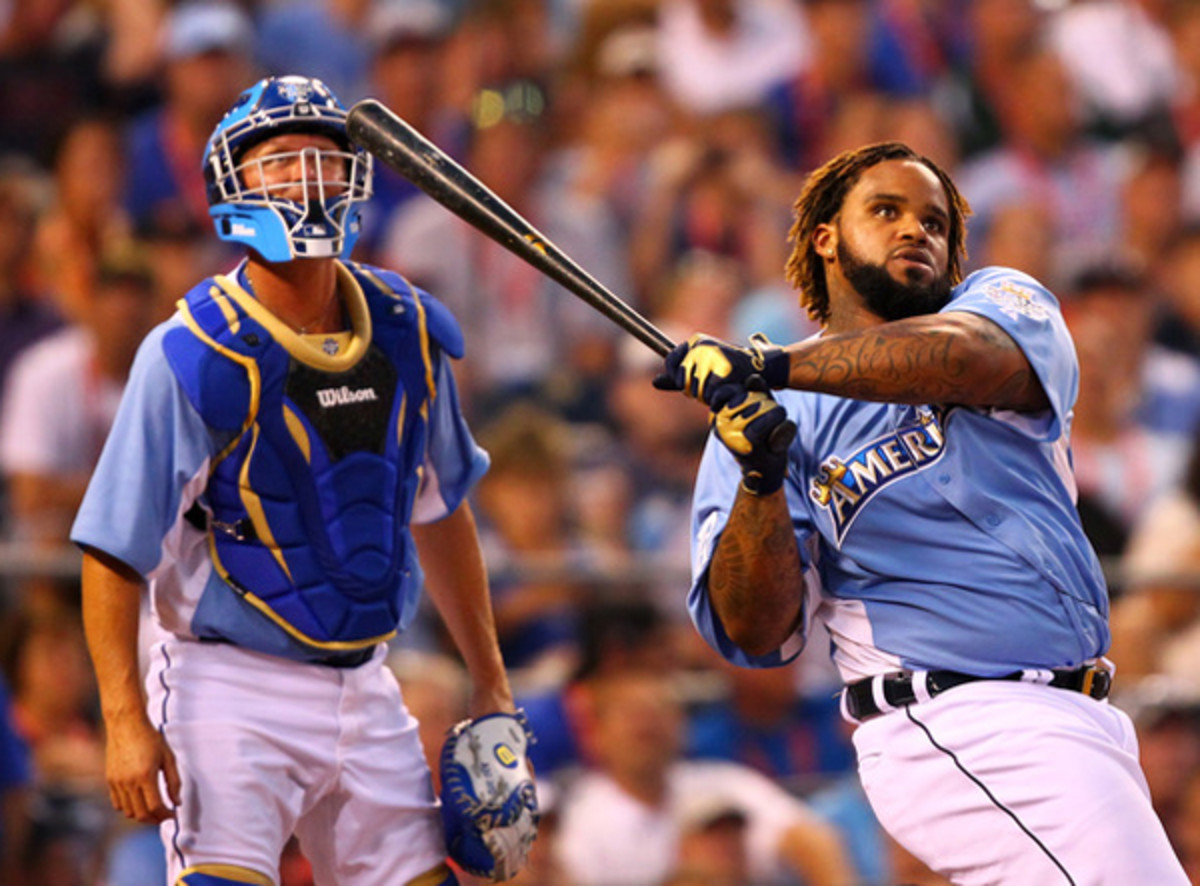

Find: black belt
[198,637,376,669]
[310,646,376,669]
[843,664,1112,722]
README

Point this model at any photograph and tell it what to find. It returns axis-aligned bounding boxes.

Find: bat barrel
[347,99,675,357]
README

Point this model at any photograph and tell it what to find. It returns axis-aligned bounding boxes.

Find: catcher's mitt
[439,711,539,881]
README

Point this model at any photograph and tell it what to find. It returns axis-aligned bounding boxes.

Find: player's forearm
[782,312,1048,411]
[81,550,148,723]
[709,487,805,657]
[412,502,514,715]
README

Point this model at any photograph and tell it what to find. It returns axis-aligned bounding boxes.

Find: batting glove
[653,333,790,406]
[710,379,796,495]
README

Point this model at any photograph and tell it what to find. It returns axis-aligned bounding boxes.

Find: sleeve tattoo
[788,314,1046,411]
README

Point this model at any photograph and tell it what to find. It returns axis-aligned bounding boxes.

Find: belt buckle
[1080,665,1111,699]
[843,683,867,721]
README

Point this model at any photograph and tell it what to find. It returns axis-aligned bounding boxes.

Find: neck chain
[245,265,339,334]
[297,300,342,335]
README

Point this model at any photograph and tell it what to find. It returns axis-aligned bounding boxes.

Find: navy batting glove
[653,333,790,405]
[710,379,795,495]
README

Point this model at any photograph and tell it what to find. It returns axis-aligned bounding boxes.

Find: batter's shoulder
[956,266,1055,298]
[950,266,1063,315]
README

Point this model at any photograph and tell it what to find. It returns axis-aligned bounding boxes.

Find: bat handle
[746,374,797,455]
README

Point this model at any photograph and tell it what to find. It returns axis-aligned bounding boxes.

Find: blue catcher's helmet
[203,75,373,261]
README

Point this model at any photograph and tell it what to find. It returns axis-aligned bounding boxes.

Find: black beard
[837,240,952,321]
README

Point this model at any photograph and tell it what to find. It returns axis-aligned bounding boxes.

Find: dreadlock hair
[784,142,971,325]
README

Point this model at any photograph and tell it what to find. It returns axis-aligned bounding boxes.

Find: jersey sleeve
[411,351,490,524]
[70,320,217,576]
[686,432,813,669]
[942,266,1078,442]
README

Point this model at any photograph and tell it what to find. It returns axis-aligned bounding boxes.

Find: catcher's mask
[203,75,373,262]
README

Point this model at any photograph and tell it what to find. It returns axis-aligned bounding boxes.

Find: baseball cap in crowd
[596,25,658,78]
[96,244,156,291]
[676,794,749,833]
[367,0,454,55]
[164,0,254,61]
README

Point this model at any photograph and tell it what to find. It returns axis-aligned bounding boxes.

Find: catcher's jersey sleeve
[411,352,490,525]
[71,318,217,576]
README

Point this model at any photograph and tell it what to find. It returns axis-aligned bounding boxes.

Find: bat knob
[768,419,797,454]
[745,374,795,454]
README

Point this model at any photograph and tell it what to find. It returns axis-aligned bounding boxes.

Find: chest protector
[162,262,463,651]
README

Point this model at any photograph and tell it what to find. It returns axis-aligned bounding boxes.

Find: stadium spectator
[1119,144,1186,274]
[1062,263,1194,555]
[1175,760,1200,884]
[357,0,459,260]
[685,656,855,788]
[0,614,104,806]
[0,0,108,167]
[0,168,61,421]
[662,798,750,886]
[554,669,856,885]
[932,0,1044,161]
[763,0,923,171]
[1125,686,1200,864]
[1109,426,1200,679]
[1047,0,1179,140]
[518,596,679,777]
[0,675,31,886]
[0,610,109,886]
[1171,0,1200,219]
[654,0,809,117]
[472,401,591,674]
[629,109,797,304]
[1155,224,1200,356]
[604,264,722,614]
[255,0,372,103]
[0,248,159,552]
[955,43,1130,288]
[31,115,134,324]
[123,0,254,247]
[382,93,623,421]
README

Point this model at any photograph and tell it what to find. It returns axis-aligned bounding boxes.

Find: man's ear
[812,223,837,261]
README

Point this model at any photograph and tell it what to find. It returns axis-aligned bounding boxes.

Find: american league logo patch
[982,281,1050,322]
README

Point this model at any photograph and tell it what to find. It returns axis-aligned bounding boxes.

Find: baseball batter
[656,142,1189,885]
[72,76,524,886]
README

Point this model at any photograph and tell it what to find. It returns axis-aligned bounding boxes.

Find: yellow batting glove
[711,383,795,495]
[653,333,790,405]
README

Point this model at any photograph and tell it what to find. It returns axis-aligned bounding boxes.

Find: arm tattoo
[790,315,1045,409]
[710,493,804,652]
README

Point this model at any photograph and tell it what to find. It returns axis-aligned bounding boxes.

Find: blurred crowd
[3,0,1200,883]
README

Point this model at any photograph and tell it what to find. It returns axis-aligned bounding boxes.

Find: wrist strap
[741,469,784,496]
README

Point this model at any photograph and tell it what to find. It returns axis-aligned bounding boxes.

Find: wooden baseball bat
[346,99,796,453]
[346,98,675,357]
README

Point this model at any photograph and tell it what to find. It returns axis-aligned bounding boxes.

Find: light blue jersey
[72,261,488,662]
[688,267,1110,681]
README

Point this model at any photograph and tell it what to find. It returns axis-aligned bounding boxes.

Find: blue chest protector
[161,262,463,651]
